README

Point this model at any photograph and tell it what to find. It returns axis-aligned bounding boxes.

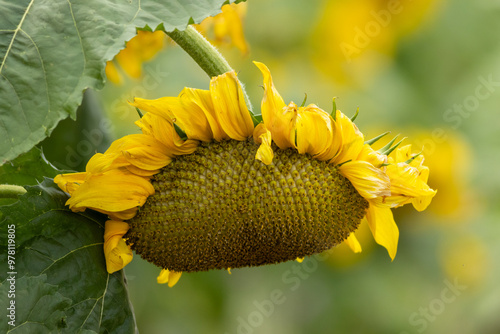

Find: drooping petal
[181,87,229,141]
[135,112,199,156]
[54,172,87,195]
[296,105,339,161]
[253,61,286,121]
[344,233,362,253]
[65,169,155,220]
[331,110,364,164]
[210,71,254,140]
[254,62,298,149]
[339,160,390,199]
[157,269,182,287]
[253,123,274,165]
[357,144,387,168]
[129,96,176,122]
[105,134,172,171]
[385,162,437,209]
[103,220,133,273]
[365,205,399,260]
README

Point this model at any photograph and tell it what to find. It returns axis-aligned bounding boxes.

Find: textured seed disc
[125,139,368,272]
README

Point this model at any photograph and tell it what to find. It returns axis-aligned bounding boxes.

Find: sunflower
[55,62,436,287]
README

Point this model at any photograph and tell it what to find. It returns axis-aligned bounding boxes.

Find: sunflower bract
[126,139,369,272]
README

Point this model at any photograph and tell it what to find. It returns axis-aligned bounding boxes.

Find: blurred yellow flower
[195,2,249,55]
[105,3,249,85]
[55,62,435,287]
[312,0,443,84]
[105,30,166,85]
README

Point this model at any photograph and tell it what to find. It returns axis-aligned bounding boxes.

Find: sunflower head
[55,62,436,286]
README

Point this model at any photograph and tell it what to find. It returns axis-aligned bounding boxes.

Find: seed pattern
[125,139,369,272]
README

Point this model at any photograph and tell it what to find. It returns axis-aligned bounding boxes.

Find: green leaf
[0,179,137,333]
[0,147,61,186]
[0,0,237,164]
[39,90,113,172]
[0,146,62,206]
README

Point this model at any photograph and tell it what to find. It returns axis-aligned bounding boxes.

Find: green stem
[0,185,27,198]
[166,25,255,117]
[167,25,232,78]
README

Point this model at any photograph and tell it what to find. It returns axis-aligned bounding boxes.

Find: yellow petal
[176,88,217,141]
[357,144,387,168]
[331,110,364,164]
[254,62,298,149]
[386,162,437,206]
[113,134,172,170]
[65,169,154,219]
[296,105,336,159]
[157,269,182,287]
[135,112,199,156]
[412,192,436,212]
[54,172,87,195]
[103,220,133,273]
[365,205,399,260]
[296,257,304,263]
[344,233,362,253]
[129,96,176,122]
[210,71,254,140]
[181,87,229,141]
[253,123,274,165]
[339,160,390,199]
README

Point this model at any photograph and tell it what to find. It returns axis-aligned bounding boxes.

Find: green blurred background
[41,0,500,333]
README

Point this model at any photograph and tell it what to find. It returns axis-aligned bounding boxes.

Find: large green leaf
[0,0,236,164]
[0,154,136,332]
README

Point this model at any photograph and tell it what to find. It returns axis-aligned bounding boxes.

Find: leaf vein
[130,0,142,23]
[79,295,102,331]
[0,0,35,74]
[98,274,111,329]
[19,28,52,120]
[40,242,103,275]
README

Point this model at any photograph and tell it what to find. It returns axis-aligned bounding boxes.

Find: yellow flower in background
[312,0,443,83]
[195,2,249,55]
[105,30,166,85]
[55,62,435,287]
[414,131,475,219]
[105,2,249,85]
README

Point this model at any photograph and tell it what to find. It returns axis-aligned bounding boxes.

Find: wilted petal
[344,233,362,253]
[365,205,399,260]
[157,269,183,287]
[103,220,133,273]
[254,123,274,165]
[339,160,390,199]
[210,71,254,140]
